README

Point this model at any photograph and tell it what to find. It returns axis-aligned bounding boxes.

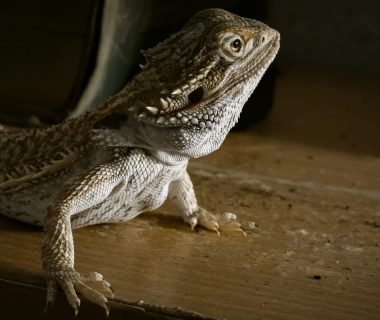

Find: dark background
[0,0,379,126]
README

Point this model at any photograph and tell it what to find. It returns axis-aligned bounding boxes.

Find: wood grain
[0,67,379,319]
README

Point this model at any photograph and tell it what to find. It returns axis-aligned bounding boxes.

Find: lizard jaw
[135,35,279,130]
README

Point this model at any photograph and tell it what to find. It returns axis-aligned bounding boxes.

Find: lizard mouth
[140,35,279,129]
[188,87,205,104]
[141,85,210,127]
[148,84,218,128]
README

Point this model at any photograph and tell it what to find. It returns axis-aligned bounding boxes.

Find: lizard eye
[230,39,242,52]
[219,33,245,61]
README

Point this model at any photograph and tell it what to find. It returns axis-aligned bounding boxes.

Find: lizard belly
[71,164,183,228]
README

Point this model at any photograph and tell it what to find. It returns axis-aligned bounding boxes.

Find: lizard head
[120,9,280,157]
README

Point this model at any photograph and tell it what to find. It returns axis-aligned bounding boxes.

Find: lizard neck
[147,149,190,166]
[92,123,190,166]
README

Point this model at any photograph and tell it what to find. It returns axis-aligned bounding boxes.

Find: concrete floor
[0,66,379,319]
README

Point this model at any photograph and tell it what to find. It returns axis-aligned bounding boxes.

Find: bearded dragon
[0,8,279,316]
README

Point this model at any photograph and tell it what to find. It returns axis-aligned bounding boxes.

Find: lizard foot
[218,212,247,237]
[44,269,111,316]
[184,207,246,236]
[82,272,114,298]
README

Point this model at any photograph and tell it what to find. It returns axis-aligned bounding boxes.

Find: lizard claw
[219,220,246,237]
[60,278,81,316]
[184,207,245,236]
[218,212,246,236]
[44,279,57,313]
[198,216,220,236]
[75,281,108,315]
[45,269,111,316]
[183,216,198,230]
[82,272,115,298]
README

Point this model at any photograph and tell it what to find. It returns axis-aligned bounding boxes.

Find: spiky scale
[160,97,169,109]
[146,106,159,114]
[171,88,182,95]
[156,116,165,124]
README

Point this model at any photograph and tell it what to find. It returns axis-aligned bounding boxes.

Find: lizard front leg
[168,170,243,235]
[43,209,113,315]
[42,156,127,315]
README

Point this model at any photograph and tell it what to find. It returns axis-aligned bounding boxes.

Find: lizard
[0,8,280,316]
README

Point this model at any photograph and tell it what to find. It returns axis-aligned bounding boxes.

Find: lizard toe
[218,212,246,236]
[44,278,57,312]
[194,207,220,235]
[198,216,220,235]
[218,220,246,237]
[45,269,111,316]
[182,215,198,230]
[82,272,114,298]
[75,280,109,317]
[193,208,246,236]
[59,279,81,316]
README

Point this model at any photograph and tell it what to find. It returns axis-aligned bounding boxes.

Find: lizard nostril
[188,87,204,104]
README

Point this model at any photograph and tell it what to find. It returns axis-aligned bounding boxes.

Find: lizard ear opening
[188,87,204,104]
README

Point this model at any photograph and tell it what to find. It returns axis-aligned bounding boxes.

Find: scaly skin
[0,9,280,315]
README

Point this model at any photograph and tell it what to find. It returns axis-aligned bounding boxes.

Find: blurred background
[0,0,379,152]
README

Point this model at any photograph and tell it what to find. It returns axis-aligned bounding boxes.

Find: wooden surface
[0,67,379,319]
